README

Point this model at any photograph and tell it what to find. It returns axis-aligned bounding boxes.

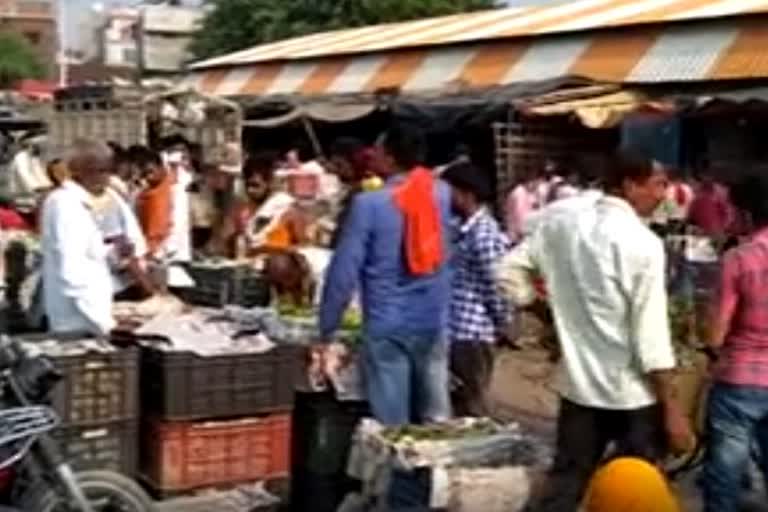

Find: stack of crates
[138,343,300,498]
[20,336,140,476]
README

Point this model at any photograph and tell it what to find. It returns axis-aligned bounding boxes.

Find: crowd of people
[4,134,365,335]
[2,123,767,511]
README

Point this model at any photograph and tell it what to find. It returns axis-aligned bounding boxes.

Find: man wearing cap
[442,162,514,417]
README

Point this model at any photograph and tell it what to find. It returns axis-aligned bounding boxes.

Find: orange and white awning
[185,0,768,98]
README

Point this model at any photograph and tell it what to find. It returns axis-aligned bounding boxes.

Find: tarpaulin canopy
[519,87,675,128]
[240,77,597,128]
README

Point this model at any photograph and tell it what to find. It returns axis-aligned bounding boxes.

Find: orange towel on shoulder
[393,166,443,276]
[136,172,173,256]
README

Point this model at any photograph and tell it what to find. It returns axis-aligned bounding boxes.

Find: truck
[44,83,242,159]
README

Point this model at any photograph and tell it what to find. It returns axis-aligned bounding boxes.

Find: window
[122,47,138,65]
[24,31,41,45]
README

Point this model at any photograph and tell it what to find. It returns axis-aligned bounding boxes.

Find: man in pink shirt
[505,161,565,242]
[505,181,537,243]
[688,172,734,236]
[703,174,768,512]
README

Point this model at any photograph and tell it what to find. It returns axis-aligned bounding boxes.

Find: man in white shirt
[496,152,693,512]
[9,135,51,197]
[163,149,192,263]
[41,140,116,336]
[91,186,154,297]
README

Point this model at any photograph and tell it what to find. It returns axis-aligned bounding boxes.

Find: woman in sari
[214,153,301,258]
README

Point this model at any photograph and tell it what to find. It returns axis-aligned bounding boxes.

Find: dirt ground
[487,330,768,512]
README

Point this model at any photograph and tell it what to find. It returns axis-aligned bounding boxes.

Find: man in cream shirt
[41,140,116,336]
[497,153,694,512]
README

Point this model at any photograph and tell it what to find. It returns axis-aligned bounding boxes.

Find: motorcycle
[0,335,155,512]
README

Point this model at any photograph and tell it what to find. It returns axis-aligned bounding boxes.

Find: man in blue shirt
[442,162,513,417]
[318,125,452,425]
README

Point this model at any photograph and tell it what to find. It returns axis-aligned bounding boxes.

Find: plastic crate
[140,344,300,421]
[292,392,368,476]
[54,419,138,476]
[182,264,271,308]
[19,337,138,427]
[140,413,291,493]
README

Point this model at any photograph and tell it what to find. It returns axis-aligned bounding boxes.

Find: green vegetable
[381,420,498,443]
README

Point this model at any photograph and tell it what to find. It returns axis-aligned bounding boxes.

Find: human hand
[108,235,134,259]
[497,327,522,350]
[664,404,697,455]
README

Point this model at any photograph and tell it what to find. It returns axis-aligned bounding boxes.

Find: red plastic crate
[141,413,291,492]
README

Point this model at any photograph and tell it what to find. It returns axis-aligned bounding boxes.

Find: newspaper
[136,309,275,357]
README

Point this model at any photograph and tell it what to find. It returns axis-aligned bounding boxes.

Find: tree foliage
[190,0,500,60]
[0,31,45,88]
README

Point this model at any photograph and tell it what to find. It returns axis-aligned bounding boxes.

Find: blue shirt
[319,176,453,339]
[450,208,512,343]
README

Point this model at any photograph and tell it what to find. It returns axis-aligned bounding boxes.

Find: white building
[80,2,204,75]
[139,3,204,73]
[101,7,140,68]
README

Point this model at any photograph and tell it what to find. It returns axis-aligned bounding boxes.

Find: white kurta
[41,181,115,336]
[165,167,193,262]
[91,188,148,293]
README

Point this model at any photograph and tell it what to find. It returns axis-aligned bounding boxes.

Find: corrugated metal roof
[184,16,768,96]
[191,0,768,69]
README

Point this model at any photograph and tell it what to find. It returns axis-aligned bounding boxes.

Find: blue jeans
[362,332,451,426]
[702,383,768,512]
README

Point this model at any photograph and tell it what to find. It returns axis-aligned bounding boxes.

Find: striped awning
[186,0,768,98]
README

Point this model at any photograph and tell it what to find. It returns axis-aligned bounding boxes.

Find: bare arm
[210,206,239,257]
[494,238,538,308]
[708,252,739,349]
[631,243,694,452]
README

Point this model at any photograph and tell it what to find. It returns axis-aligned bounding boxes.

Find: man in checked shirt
[442,162,514,417]
[703,174,768,512]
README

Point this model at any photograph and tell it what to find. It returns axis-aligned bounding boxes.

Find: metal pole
[57,0,68,87]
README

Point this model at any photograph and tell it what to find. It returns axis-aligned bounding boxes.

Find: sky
[63,0,562,50]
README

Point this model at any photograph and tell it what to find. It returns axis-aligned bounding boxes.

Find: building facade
[87,2,203,77]
[0,0,57,78]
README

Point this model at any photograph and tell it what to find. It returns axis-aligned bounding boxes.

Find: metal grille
[47,107,147,158]
[493,114,619,220]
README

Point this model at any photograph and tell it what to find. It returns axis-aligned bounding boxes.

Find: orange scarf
[137,172,173,256]
[393,166,443,276]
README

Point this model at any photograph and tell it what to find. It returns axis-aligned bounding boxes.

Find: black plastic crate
[291,392,368,476]
[19,336,138,427]
[54,419,138,476]
[140,344,301,421]
[182,264,271,308]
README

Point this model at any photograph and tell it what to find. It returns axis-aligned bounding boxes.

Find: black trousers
[449,342,495,418]
[527,398,665,512]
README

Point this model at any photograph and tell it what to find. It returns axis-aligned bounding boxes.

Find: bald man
[41,139,116,336]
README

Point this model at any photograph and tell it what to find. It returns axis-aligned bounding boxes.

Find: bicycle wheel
[20,470,156,512]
